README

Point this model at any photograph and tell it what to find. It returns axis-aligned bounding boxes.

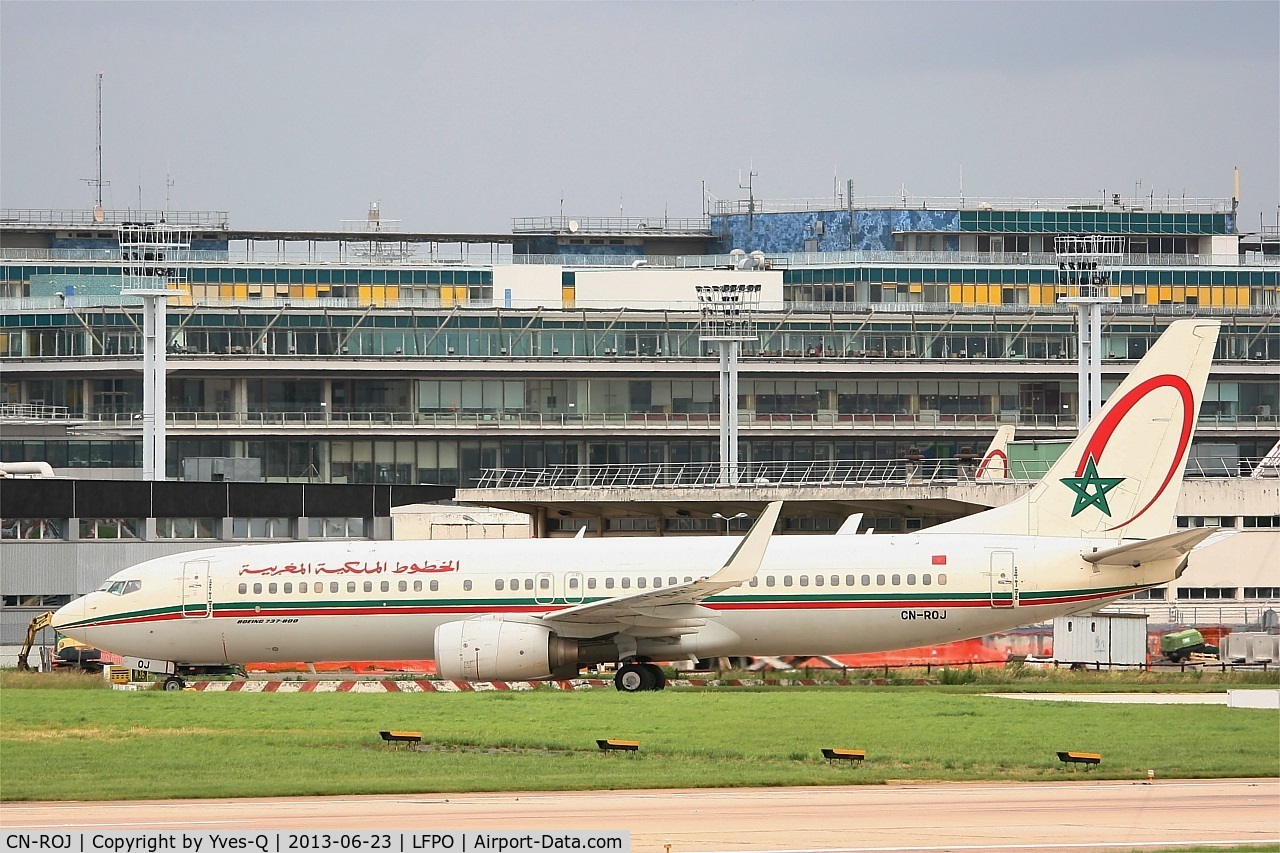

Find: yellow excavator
[17,611,102,672]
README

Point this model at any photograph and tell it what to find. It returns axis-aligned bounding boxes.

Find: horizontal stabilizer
[1082,527,1218,567]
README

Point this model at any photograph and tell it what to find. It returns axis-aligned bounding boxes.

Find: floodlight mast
[1055,236,1124,429]
[120,221,191,480]
[697,283,761,485]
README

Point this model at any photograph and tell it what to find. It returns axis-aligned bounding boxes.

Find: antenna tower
[81,72,110,214]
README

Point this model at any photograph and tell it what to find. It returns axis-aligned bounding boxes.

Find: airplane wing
[541,501,782,632]
[1082,527,1218,567]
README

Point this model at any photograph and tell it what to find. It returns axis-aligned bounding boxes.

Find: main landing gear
[613,661,667,692]
[162,676,187,691]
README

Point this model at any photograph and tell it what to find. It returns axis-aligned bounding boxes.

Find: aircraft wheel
[162,676,186,691]
[644,663,667,691]
[614,663,654,693]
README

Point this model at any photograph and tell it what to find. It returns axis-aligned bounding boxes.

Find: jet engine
[434,617,581,681]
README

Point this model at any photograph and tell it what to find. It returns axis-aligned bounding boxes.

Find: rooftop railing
[511,216,712,234]
[710,195,1236,215]
[0,209,229,228]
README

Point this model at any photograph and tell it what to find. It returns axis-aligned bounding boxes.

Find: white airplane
[54,319,1222,692]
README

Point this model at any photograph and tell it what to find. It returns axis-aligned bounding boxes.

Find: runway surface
[4,779,1279,852]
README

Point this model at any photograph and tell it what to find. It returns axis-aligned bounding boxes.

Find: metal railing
[472,456,1274,490]
[710,195,1236,215]
[4,246,1278,269]
[68,410,1097,433]
[0,209,229,228]
[0,403,73,420]
[511,216,711,234]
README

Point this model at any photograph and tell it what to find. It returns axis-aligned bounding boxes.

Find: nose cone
[51,596,90,643]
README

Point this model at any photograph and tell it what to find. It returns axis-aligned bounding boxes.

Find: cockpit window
[104,580,143,595]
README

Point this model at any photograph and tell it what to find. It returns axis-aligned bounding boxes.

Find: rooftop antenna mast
[165,164,175,217]
[81,72,110,219]
[739,164,758,230]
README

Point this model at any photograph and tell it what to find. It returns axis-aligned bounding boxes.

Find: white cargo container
[1052,612,1149,667]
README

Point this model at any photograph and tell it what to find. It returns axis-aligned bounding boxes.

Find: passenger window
[847,575,857,586]
[413,580,422,592]
[862,575,871,586]
[654,577,662,588]
[938,573,947,585]
[363,581,372,593]
[605,578,615,589]
[906,574,916,586]
[284,583,293,594]
[380,581,389,593]
[922,574,931,586]
[269,583,278,594]
[684,577,692,583]
[638,578,647,589]
[430,580,439,592]
[330,582,339,593]
[495,579,505,591]
[587,578,597,589]
[876,574,886,586]
[463,580,473,592]
[766,576,776,587]
[622,578,631,589]
[539,577,550,590]
[799,575,809,587]
[568,577,579,589]
[749,577,759,587]
[398,580,407,592]
[814,575,824,587]
[347,582,356,593]
[891,574,901,585]
[831,575,839,586]
[784,575,793,587]
[253,583,263,595]
[668,577,677,586]
[300,582,308,593]
[238,583,247,595]
[524,579,534,591]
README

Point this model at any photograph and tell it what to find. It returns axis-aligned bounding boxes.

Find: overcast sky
[2,1,1276,232]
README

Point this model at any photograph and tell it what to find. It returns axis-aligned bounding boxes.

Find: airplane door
[534,572,554,606]
[988,551,1016,608]
[181,560,212,618]
[564,572,584,604]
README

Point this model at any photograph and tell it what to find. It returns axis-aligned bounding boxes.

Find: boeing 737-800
[53,320,1221,691]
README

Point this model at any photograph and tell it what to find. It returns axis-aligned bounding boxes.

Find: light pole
[697,283,762,485]
[1055,236,1123,429]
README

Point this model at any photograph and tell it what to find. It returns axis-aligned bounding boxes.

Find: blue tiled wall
[712,209,961,253]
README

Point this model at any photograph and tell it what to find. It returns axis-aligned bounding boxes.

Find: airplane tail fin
[933,319,1220,540]
[975,424,1015,480]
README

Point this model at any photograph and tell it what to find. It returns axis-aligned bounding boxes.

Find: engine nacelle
[435,617,580,681]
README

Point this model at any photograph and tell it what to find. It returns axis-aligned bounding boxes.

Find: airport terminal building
[2,192,1277,644]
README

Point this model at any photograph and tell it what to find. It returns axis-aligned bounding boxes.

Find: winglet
[708,501,782,585]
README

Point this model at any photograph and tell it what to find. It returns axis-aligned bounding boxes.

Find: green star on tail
[1060,456,1124,518]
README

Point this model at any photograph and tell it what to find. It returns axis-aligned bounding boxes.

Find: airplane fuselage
[55,532,1168,668]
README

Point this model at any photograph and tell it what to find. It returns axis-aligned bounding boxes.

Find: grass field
[1,670,1276,802]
